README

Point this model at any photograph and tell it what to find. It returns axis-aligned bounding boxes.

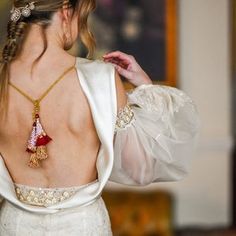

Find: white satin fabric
[0,57,200,214]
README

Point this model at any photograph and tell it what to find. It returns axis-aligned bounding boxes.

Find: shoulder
[75,57,127,112]
[75,56,117,102]
[75,57,115,79]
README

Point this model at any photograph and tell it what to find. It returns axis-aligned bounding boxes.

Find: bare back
[0,56,100,188]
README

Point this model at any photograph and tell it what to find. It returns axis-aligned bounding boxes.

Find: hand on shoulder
[103,51,153,87]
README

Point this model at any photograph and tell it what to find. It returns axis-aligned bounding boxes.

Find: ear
[59,7,72,25]
[56,7,73,39]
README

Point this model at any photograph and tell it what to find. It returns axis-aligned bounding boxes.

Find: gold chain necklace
[8,65,75,168]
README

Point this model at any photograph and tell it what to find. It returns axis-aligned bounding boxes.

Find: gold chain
[8,65,75,104]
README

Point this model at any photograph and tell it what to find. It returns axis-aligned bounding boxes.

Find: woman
[0,0,200,235]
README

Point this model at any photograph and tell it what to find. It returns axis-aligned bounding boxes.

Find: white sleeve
[109,84,201,186]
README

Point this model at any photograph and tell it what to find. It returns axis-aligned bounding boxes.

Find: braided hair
[0,0,96,122]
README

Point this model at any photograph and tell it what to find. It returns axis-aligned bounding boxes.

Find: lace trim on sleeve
[127,84,198,122]
[115,103,135,132]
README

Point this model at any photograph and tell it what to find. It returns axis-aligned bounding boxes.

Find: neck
[16,24,66,65]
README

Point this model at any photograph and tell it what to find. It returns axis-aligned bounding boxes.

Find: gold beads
[115,103,135,131]
[28,153,40,168]
[32,100,40,120]
[14,186,78,207]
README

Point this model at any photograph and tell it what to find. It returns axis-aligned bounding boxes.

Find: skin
[0,6,151,188]
[103,51,152,87]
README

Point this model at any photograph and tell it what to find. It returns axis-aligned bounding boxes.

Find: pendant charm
[26,102,52,168]
[9,67,75,169]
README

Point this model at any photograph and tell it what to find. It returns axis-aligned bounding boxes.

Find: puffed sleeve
[109,84,201,186]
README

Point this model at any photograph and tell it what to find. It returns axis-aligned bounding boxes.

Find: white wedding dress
[0,57,200,235]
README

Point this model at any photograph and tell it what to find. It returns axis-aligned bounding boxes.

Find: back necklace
[8,65,75,168]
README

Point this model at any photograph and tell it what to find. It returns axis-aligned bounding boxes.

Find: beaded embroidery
[14,180,98,207]
[115,103,135,132]
[15,185,77,207]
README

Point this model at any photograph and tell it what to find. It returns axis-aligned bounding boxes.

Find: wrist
[142,77,153,85]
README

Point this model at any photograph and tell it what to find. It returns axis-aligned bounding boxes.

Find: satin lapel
[75,57,117,192]
[0,153,16,196]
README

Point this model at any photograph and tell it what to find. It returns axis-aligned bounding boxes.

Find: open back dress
[0,57,200,235]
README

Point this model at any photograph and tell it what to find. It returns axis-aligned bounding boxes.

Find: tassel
[35,116,52,147]
[36,145,48,160]
[26,122,37,153]
[28,153,40,168]
[26,113,52,168]
[36,134,52,146]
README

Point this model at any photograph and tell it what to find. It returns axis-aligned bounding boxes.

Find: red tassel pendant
[26,100,52,168]
[9,66,75,169]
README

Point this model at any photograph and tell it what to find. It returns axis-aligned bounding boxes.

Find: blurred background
[0,0,234,235]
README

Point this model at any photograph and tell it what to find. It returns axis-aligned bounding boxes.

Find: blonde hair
[0,0,96,122]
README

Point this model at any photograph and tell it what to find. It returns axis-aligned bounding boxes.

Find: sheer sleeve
[109,84,201,186]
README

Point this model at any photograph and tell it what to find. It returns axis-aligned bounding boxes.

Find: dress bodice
[0,57,201,214]
[0,57,117,213]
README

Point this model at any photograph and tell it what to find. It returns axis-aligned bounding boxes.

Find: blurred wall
[106,0,232,228]
[176,0,231,227]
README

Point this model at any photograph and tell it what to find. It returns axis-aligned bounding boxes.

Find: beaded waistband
[14,179,99,207]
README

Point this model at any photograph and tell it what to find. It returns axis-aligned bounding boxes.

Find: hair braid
[0,19,28,122]
[2,20,28,63]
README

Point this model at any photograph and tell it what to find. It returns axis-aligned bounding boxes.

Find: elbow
[173,169,189,181]
[133,177,153,186]
[130,168,155,186]
[165,165,190,182]
[153,160,191,182]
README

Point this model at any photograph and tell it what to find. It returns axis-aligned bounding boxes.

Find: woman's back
[0,0,102,189]
[0,53,100,188]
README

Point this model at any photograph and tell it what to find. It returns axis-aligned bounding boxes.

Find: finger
[103,51,134,64]
[103,56,130,65]
[114,64,133,80]
[103,51,125,57]
[104,57,130,69]
[103,51,131,61]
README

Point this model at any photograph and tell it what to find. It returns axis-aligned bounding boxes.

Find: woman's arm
[105,51,201,186]
[114,69,128,113]
[103,51,153,86]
